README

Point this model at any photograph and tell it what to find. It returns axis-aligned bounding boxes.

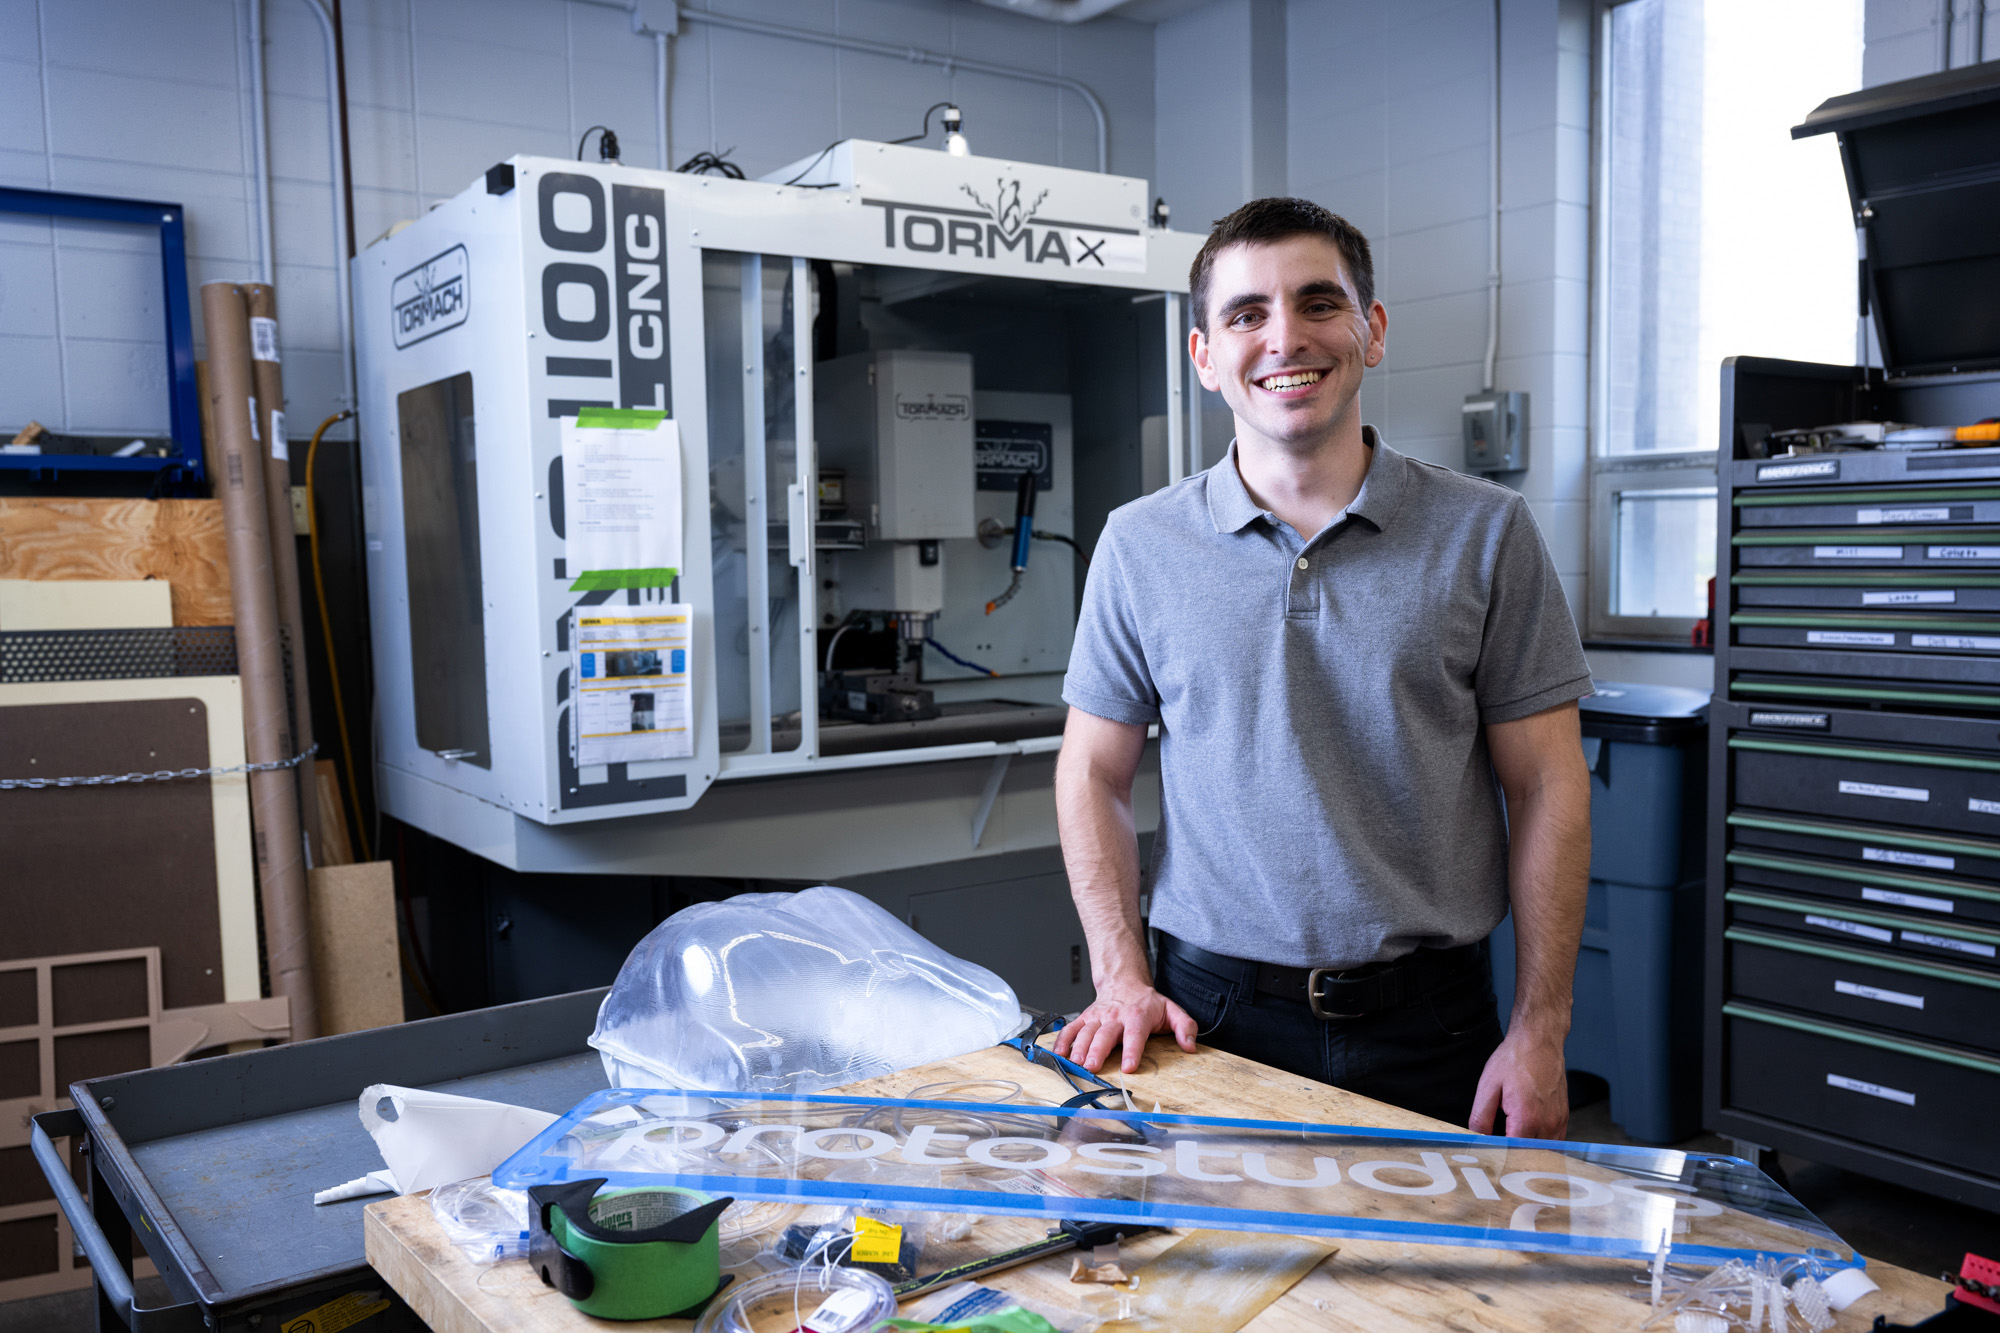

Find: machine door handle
[787,482,810,569]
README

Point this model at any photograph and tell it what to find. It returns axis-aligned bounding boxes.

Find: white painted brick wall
[1,0,1155,441]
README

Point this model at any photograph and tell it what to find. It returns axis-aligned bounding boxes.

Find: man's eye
[1231,311,1261,327]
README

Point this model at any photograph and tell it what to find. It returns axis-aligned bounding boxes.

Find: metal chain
[0,743,318,791]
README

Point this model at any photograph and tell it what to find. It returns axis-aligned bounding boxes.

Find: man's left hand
[1467,1023,1568,1139]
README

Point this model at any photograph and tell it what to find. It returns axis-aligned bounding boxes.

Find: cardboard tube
[201,280,320,1040]
[242,283,322,865]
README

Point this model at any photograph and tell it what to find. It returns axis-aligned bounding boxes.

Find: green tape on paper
[574,407,669,429]
[569,567,678,591]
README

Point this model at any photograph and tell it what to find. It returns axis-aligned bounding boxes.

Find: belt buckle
[1307,967,1364,1020]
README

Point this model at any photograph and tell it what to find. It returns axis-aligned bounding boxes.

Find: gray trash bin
[1491,680,1709,1143]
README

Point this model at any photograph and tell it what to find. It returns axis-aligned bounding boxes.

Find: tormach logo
[895,393,970,422]
[391,245,468,347]
[864,176,1144,271]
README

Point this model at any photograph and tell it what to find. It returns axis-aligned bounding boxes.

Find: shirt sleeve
[1062,518,1163,726]
[1473,496,1593,724]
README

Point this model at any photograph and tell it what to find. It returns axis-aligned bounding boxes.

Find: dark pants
[1153,933,1505,1128]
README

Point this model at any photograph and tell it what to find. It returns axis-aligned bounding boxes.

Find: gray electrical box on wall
[1463,390,1529,472]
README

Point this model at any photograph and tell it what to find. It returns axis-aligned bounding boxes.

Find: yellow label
[850,1216,902,1264]
[282,1289,391,1333]
[578,615,687,626]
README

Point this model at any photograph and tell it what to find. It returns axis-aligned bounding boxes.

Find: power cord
[304,412,367,859]
[576,125,620,161]
[675,149,744,178]
[926,637,998,677]
[889,102,958,147]
[780,141,842,188]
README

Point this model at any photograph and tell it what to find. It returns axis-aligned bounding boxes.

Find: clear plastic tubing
[693,1265,896,1333]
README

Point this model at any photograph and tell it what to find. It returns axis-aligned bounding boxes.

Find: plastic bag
[427,1176,530,1264]
[590,886,1023,1094]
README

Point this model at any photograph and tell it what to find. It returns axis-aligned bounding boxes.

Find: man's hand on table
[1468,1020,1569,1139]
[1051,978,1198,1075]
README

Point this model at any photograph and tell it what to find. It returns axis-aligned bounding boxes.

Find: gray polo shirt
[1063,430,1590,969]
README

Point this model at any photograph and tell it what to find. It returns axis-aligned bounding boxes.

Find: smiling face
[1190,234,1387,455]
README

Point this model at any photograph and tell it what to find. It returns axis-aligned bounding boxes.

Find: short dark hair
[1189,197,1376,332]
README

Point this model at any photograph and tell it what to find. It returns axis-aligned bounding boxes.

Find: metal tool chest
[1704,62,2000,1209]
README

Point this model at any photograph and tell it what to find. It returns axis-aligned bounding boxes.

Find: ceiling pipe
[971,0,1135,21]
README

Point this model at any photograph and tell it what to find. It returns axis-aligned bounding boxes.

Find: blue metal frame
[0,186,205,485]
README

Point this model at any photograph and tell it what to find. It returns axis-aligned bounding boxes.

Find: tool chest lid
[1794,61,2000,378]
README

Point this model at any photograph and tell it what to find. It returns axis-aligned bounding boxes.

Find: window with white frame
[1588,0,1862,641]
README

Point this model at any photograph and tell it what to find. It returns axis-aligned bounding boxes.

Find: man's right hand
[1050,980,1199,1075]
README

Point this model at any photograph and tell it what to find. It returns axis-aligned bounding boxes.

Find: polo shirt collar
[1206,425,1407,535]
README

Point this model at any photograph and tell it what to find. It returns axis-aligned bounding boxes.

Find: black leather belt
[1156,931,1484,1020]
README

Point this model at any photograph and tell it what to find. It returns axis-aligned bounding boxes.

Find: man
[1051,197,1592,1138]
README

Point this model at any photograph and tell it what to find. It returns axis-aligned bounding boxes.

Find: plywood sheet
[0,677,257,1004]
[0,499,231,625]
[308,862,404,1035]
[0,579,173,630]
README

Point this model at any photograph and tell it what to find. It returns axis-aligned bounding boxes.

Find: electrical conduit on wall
[574,0,1112,173]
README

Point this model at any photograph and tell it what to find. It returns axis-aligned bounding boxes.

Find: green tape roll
[536,1182,728,1321]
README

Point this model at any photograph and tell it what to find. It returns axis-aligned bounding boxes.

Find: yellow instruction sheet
[573,609,693,765]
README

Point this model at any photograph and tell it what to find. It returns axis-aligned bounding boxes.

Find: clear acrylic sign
[494,1091,1858,1269]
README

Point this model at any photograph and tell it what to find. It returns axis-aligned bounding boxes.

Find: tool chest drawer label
[1834,979,1925,1009]
[1913,634,2000,651]
[1863,589,1955,605]
[1826,1073,1916,1105]
[1858,507,1961,524]
[1864,887,1954,912]
[1807,914,1894,943]
[1864,846,1955,871]
[1972,799,2000,816]
[1809,630,1896,646]
[1750,711,1828,728]
[1814,545,1893,558]
[1761,459,1840,481]
[1840,780,1930,802]
[1903,930,1996,958]
[1929,545,2000,559]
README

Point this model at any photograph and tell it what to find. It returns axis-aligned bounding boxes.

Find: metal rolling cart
[1705,62,2000,1210]
[31,989,608,1332]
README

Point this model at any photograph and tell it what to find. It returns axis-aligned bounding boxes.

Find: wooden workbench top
[364,1038,1951,1331]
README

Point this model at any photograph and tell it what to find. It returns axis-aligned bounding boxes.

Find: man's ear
[1189,326,1222,393]
[1363,300,1388,369]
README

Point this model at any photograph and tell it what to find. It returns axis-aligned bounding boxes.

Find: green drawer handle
[1725,889,2000,948]
[1736,487,2000,508]
[1728,735,2000,773]
[1726,926,2000,991]
[1724,1002,2000,1076]
[1732,681,2000,710]
[1727,810,2000,859]
[1731,612,2000,632]
[1732,572,2000,587]
[1732,528,2000,546]
[1724,850,2000,903]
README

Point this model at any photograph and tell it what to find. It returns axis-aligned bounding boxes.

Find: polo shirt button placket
[1288,547,1318,616]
